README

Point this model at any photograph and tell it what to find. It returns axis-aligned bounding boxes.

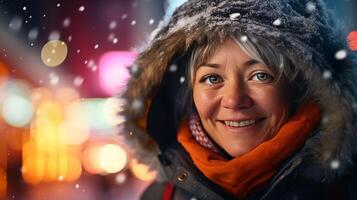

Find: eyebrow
[199,59,259,69]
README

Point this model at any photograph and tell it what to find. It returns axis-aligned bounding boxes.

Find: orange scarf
[177,102,321,199]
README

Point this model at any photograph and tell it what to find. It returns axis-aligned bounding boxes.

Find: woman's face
[193,39,291,157]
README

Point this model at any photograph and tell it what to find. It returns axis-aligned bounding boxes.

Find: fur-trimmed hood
[119,0,357,182]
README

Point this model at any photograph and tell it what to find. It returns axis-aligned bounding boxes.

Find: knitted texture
[189,114,221,153]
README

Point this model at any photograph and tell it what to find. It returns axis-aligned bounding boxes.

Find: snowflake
[330,160,340,170]
[335,49,347,60]
[180,76,185,83]
[113,38,118,44]
[273,19,282,26]
[68,35,72,42]
[169,64,177,72]
[149,19,155,25]
[63,18,71,28]
[240,35,248,42]
[28,28,39,40]
[49,31,60,40]
[121,14,128,19]
[49,72,60,86]
[78,6,85,12]
[58,175,64,181]
[322,70,331,79]
[229,13,241,20]
[131,99,143,111]
[73,76,84,87]
[57,3,61,7]
[306,2,316,13]
[131,20,136,26]
[94,44,99,49]
[75,184,79,189]
[22,6,27,11]
[9,17,22,32]
[115,173,127,184]
[109,21,117,29]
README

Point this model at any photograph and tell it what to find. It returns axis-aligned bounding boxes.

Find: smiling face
[192,39,291,157]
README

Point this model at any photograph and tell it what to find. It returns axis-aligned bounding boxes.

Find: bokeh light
[2,94,34,127]
[41,40,68,67]
[0,61,8,86]
[98,51,137,95]
[99,144,127,174]
[130,159,156,181]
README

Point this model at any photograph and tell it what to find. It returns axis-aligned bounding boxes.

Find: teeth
[224,120,256,127]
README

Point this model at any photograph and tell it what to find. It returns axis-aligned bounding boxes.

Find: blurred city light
[99,144,127,174]
[2,94,34,127]
[130,159,157,181]
[41,40,68,67]
[98,51,136,95]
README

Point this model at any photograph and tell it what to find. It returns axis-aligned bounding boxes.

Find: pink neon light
[99,51,137,95]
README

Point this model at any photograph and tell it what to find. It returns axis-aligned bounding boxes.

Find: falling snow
[9,17,22,32]
[68,35,72,42]
[94,44,99,49]
[131,20,136,26]
[49,31,60,40]
[131,99,143,111]
[322,70,332,79]
[73,76,84,87]
[109,21,117,29]
[78,6,85,12]
[240,35,248,42]
[130,64,139,75]
[180,76,185,83]
[169,64,177,72]
[330,160,340,170]
[115,173,127,184]
[149,19,155,25]
[113,38,118,44]
[49,72,60,86]
[273,19,282,26]
[306,2,316,13]
[57,3,61,7]
[121,14,128,19]
[58,175,64,181]
[63,18,71,28]
[75,184,79,189]
[229,13,241,20]
[22,6,27,11]
[335,49,347,60]
[28,28,39,40]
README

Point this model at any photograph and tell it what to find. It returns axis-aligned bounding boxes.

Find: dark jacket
[118,0,357,199]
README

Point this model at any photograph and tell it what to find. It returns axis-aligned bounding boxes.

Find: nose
[221,81,254,109]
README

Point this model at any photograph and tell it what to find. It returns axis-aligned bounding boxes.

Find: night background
[0,0,355,199]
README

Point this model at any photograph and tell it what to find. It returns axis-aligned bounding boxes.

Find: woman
[119,0,357,199]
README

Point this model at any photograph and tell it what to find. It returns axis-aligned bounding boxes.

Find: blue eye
[250,72,274,82]
[200,75,223,85]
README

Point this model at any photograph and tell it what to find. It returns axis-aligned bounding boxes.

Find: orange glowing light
[130,159,157,181]
[0,61,8,86]
[0,168,7,198]
[54,87,80,107]
[31,87,54,107]
[348,31,357,50]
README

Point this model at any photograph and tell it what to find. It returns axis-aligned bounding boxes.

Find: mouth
[220,118,265,128]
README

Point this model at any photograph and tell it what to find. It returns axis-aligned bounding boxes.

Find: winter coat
[118,0,357,199]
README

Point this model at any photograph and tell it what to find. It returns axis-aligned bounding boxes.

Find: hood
[119,0,357,181]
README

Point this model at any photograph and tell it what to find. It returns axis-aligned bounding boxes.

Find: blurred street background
[0,0,355,199]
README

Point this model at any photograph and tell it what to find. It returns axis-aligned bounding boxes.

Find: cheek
[193,87,219,118]
[252,87,290,116]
